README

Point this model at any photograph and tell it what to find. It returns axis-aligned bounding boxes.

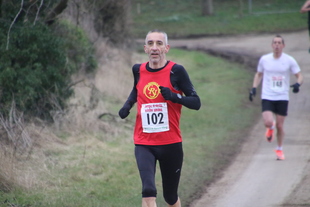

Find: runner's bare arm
[252,72,263,88]
[295,72,304,85]
[300,0,310,13]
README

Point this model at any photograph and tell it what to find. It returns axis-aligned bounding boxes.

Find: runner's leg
[135,145,157,207]
[262,111,274,128]
[158,143,183,207]
[275,115,286,148]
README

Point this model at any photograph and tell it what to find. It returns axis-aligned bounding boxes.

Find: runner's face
[144,32,170,67]
[272,37,285,54]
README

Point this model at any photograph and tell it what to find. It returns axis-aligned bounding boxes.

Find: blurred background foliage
[0,0,97,120]
[0,0,307,120]
[131,0,307,38]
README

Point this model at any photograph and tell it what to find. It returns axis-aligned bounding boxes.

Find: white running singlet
[257,53,301,101]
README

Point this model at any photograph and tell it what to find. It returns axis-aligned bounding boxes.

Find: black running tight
[135,142,183,205]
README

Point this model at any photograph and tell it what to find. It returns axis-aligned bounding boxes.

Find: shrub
[0,0,97,120]
[0,22,72,119]
[53,20,97,73]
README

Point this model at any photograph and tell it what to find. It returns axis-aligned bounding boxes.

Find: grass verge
[131,0,308,38]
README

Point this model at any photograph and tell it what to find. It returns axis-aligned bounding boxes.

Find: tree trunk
[45,0,69,25]
[0,0,2,18]
[202,0,213,16]
[238,0,244,18]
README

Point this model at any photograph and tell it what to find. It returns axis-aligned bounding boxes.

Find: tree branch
[6,0,24,50]
[34,0,44,25]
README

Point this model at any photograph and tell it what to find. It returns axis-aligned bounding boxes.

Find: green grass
[0,49,259,207]
[131,0,308,38]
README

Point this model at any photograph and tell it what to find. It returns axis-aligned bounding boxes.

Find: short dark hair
[273,34,285,44]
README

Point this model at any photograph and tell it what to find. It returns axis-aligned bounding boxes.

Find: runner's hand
[290,83,300,93]
[249,87,256,102]
[159,86,179,103]
[118,104,131,119]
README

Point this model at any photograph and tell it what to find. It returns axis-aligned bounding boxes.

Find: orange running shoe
[265,122,275,142]
[265,128,274,142]
[275,150,285,160]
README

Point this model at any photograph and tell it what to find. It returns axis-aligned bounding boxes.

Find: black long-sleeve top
[123,61,201,111]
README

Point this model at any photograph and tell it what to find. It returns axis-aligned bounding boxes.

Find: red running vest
[133,61,183,145]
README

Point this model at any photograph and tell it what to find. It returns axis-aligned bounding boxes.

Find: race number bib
[271,76,285,92]
[141,102,169,133]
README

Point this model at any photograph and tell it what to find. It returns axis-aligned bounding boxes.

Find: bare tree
[94,0,132,45]
[45,0,69,25]
[202,0,213,16]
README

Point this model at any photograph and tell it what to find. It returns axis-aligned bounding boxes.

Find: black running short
[261,99,288,116]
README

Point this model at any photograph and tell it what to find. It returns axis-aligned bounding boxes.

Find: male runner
[119,30,201,207]
[249,35,303,160]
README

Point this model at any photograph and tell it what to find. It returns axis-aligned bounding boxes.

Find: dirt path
[169,30,310,207]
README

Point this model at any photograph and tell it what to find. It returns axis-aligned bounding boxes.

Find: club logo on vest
[143,82,160,99]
